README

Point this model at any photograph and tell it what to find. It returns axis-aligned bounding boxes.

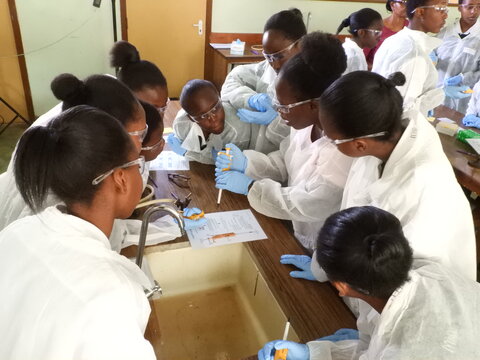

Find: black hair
[319,71,406,140]
[406,0,429,19]
[316,206,413,298]
[279,32,347,100]
[14,105,134,213]
[51,73,140,126]
[110,41,167,91]
[264,8,307,41]
[179,79,218,113]
[140,100,163,144]
[336,8,383,35]
[386,0,393,12]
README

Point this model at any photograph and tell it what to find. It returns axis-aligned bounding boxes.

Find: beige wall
[0,2,29,120]
[212,0,458,35]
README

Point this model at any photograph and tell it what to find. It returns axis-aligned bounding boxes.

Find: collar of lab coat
[452,17,480,37]
[402,27,443,54]
[344,37,362,51]
[181,117,228,152]
[41,206,152,288]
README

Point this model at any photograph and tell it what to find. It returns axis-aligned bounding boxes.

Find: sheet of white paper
[466,138,480,154]
[149,150,190,171]
[438,117,455,124]
[187,209,267,249]
[210,43,231,49]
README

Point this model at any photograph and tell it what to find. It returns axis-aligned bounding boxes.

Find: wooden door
[124,0,207,97]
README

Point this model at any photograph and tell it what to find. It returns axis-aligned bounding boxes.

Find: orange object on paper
[274,348,288,360]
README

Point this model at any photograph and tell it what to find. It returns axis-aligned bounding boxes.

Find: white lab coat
[0,103,179,249]
[307,259,480,360]
[342,38,368,74]
[173,102,253,164]
[0,206,156,360]
[244,125,353,249]
[465,79,480,116]
[373,27,445,115]
[221,60,290,153]
[436,19,480,114]
[341,110,476,280]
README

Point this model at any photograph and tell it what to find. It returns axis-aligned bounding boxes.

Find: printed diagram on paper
[186,209,267,249]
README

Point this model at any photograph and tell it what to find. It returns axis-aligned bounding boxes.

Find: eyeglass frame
[412,5,449,13]
[323,131,389,145]
[92,156,146,185]
[156,98,171,114]
[262,38,301,63]
[141,137,165,152]
[390,0,407,5]
[272,97,320,114]
[187,98,223,123]
[361,29,383,36]
[128,124,149,142]
[459,4,480,11]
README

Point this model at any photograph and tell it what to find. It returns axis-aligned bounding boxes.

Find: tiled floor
[0,123,28,173]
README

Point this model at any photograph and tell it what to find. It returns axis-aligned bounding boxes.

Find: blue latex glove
[280,254,316,281]
[462,114,480,127]
[183,207,207,230]
[444,85,472,99]
[237,107,278,125]
[167,133,187,156]
[215,171,253,195]
[258,340,309,360]
[215,143,248,173]
[317,328,359,342]
[444,74,463,87]
[248,93,272,112]
[429,51,438,64]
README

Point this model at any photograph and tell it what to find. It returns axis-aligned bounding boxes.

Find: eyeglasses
[272,97,320,114]
[141,137,165,152]
[167,173,190,188]
[412,5,449,13]
[92,156,145,185]
[128,124,149,142]
[262,39,300,63]
[460,4,480,11]
[391,0,407,5]
[156,98,170,114]
[363,29,383,36]
[187,99,223,123]
[322,130,388,145]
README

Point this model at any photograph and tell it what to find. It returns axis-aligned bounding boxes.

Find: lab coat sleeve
[221,62,263,110]
[465,81,480,116]
[265,115,290,148]
[244,135,290,182]
[461,67,480,89]
[399,56,444,113]
[247,176,343,222]
[75,287,155,360]
[307,340,359,360]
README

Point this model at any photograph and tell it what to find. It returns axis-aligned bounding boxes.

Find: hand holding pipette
[216,147,230,204]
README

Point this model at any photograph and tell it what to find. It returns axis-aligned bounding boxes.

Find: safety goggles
[187,99,223,123]
[92,156,145,185]
[272,97,320,114]
[128,124,149,142]
[391,0,407,4]
[363,29,383,36]
[323,131,388,145]
[412,5,449,13]
[459,4,480,11]
[262,39,300,63]
[141,137,165,152]
[156,98,170,115]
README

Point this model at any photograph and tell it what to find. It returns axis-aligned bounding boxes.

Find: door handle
[193,20,203,35]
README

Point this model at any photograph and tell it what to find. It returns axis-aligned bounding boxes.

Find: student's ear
[331,281,350,297]
[356,29,366,38]
[352,139,369,153]
[112,168,129,194]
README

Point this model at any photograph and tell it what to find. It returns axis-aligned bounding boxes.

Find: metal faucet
[136,204,186,268]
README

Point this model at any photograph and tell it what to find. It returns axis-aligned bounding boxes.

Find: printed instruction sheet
[149,150,190,171]
[187,209,267,249]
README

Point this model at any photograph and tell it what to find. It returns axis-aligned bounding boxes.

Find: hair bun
[110,40,140,68]
[388,72,406,87]
[51,73,85,102]
[288,8,303,20]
